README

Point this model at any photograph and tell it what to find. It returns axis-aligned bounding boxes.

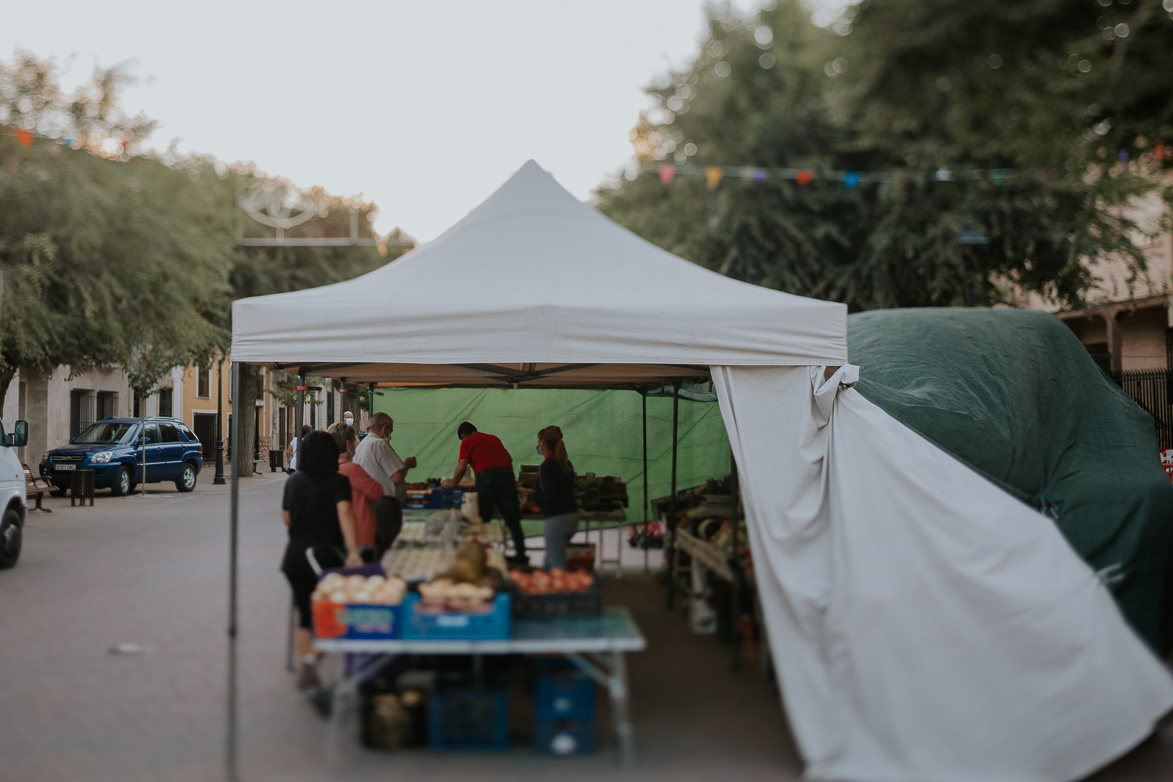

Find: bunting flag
[704,166,724,189]
[642,161,1042,188]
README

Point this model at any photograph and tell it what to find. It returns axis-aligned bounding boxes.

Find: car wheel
[50,484,68,497]
[110,466,132,497]
[175,462,197,493]
[0,507,22,569]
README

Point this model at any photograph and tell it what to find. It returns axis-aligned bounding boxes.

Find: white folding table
[314,607,647,769]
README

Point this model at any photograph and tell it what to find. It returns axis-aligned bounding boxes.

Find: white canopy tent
[229,160,1173,781]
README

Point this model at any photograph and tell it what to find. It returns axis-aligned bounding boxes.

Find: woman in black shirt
[535,425,579,569]
[281,430,361,690]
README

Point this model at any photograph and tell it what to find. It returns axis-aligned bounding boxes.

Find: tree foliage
[0,56,233,404]
[0,53,407,464]
[596,0,1173,311]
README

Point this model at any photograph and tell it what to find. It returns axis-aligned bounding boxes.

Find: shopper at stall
[535,425,580,569]
[284,424,312,474]
[327,422,383,559]
[353,412,416,558]
[280,430,361,691]
[442,421,528,563]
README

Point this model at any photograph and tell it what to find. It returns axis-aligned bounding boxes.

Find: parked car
[1,418,29,568]
[40,417,204,496]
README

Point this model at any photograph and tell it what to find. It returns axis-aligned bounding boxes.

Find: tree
[0,54,231,408]
[595,0,1173,311]
[1,52,410,474]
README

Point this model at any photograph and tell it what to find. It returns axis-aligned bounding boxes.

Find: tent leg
[665,381,680,610]
[642,393,649,575]
[729,454,742,672]
[226,361,242,781]
[295,372,305,469]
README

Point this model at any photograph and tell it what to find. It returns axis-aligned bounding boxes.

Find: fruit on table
[508,567,594,594]
[312,573,408,605]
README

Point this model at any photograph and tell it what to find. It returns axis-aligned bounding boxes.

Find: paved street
[2,470,1172,782]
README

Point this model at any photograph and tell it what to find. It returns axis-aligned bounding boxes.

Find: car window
[143,423,160,444]
[74,422,137,445]
[176,424,196,441]
[159,423,181,443]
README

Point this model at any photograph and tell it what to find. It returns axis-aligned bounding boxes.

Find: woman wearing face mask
[535,425,579,570]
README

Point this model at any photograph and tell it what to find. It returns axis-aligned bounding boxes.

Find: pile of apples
[508,567,594,594]
[312,572,408,606]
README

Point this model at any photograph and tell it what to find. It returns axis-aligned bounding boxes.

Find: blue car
[40,417,204,496]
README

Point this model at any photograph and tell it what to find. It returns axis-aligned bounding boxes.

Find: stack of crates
[532,660,596,755]
[428,674,509,751]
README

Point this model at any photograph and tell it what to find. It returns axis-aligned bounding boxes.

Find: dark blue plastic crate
[401,593,511,640]
[534,668,595,720]
[429,678,508,751]
[534,717,596,755]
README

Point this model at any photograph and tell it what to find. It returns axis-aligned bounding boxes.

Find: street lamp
[955,222,989,307]
[214,358,226,485]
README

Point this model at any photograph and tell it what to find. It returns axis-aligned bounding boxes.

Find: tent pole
[642,391,649,574]
[666,381,680,610]
[729,453,742,671]
[295,372,305,468]
[226,361,241,782]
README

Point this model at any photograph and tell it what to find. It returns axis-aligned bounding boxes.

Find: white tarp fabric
[231,161,847,374]
[713,364,1173,782]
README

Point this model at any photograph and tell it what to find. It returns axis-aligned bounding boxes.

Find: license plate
[56,464,77,471]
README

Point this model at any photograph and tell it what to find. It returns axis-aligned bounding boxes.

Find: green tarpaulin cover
[848,308,1173,652]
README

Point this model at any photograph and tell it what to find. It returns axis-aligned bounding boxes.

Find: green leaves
[0,53,399,404]
[597,0,1172,312]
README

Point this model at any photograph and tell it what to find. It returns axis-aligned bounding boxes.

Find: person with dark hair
[328,422,383,557]
[442,421,527,563]
[535,425,579,569]
[281,430,361,691]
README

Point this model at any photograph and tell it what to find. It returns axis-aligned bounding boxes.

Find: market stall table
[314,607,647,770]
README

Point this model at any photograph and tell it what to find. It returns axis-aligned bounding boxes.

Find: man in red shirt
[442,421,527,563]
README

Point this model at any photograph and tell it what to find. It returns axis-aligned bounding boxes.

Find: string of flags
[643,162,1018,189]
[1,127,131,154]
[632,141,1168,189]
[3,126,1167,187]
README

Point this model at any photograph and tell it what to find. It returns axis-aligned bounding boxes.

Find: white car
[0,419,29,569]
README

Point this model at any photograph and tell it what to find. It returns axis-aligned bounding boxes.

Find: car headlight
[41,453,48,462]
[91,451,114,464]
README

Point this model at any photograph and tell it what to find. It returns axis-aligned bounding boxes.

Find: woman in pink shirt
[328,422,384,556]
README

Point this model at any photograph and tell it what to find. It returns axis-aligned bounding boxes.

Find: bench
[22,464,53,513]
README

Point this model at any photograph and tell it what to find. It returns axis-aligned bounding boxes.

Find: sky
[2,0,845,243]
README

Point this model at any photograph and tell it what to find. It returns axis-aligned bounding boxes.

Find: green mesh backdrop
[370,386,731,533]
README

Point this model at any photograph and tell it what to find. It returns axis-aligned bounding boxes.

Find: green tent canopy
[848,308,1173,652]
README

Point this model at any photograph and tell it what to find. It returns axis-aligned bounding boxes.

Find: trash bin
[70,469,95,506]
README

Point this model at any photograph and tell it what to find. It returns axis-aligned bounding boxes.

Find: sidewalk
[1,473,1170,782]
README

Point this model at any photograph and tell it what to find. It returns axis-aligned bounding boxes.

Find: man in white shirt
[352,412,416,556]
[284,424,311,473]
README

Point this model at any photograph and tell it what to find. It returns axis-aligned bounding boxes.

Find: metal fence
[1111,369,1173,448]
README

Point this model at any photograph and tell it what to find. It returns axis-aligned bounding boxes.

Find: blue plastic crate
[429,678,508,751]
[400,593,511,640]
[534,717,596,755]
[534,668,595,720]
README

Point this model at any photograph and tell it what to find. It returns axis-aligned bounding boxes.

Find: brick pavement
[1,470,1170,782]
